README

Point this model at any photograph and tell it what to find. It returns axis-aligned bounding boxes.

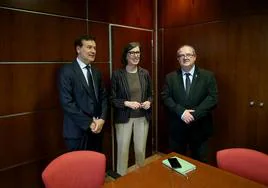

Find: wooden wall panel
[0,109,64,169]
[0,9,12,61]
[0,9,87,62]
[92,63,110,86]
[0,154,64,188]
[109,0,153,29]
[0,160,45,188]
[0,64,62,115]
[159,0,268,28]
[157,28,170,152]
[87,0,110,23]
[0,0,153,28]
[54,19,87,61]
[221,0,268,18]
[101,118,113,169]
[0,0,86,18]
[87,0,153,29]
[90,63,112,168]
[159,0,222,28]
[85,63,111,170]
[88,22,109,62]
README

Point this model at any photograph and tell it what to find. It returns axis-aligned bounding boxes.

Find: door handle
[249,101,255,106]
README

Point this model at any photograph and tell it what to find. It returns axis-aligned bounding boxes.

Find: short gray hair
[177,45,196,56]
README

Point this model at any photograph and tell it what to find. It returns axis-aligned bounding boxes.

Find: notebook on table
[162,156,196,176]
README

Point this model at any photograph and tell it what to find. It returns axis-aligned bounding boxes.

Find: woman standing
[111,42,152,175]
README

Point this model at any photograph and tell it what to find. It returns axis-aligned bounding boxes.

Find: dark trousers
[169,137,208,163]
[65,131,103,152]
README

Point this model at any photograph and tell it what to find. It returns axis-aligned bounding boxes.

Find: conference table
[103,152,266,188]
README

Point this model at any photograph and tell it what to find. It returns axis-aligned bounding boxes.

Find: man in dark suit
[58,35,107,152]
[161,45,218,162]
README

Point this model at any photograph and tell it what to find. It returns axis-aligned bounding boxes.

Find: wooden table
[103,152,267,188]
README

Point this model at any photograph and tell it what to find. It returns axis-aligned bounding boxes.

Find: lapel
[177,68,200,99]
[177,69,187,97]
[138,67,145,100]
[121,69,131,100]
[91,66,99,100]
[72,60,94,97]
[188,67,200,98]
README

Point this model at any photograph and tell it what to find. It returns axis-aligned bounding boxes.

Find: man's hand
[124,101,141,110]
[91,118,105,134]
[141,101,151,110]
[182,109,195,124]
[90,121,96,132]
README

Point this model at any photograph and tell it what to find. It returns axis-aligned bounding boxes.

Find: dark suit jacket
[111,67,152,124]
[161,67,218,142]
[58,60,107,139]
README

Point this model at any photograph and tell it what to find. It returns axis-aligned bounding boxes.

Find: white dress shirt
[181,65,195,90]
[77,57,91,85]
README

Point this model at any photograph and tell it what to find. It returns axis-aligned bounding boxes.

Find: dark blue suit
[58,60,107,151]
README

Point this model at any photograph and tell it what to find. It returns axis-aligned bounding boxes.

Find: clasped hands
[124,101,151,110]
[182,109,195,124]
[90,118,105,134]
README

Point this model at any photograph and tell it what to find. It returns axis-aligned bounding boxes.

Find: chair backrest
[42,151,106,188]
[217,148,268,186]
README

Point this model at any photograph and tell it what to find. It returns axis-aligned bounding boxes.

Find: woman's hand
[141,101,151,110]
[124,101,141,110]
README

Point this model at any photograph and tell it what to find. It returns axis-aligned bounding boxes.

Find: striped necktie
[185,73,191,95]
[86,65,98,101]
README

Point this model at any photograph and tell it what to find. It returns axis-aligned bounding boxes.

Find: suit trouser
[115,117,149,175]
[64,131,103,152]
[169,137,208,162]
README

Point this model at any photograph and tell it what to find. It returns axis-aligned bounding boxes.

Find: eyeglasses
[128,51,141,56]
[177,53,194,59]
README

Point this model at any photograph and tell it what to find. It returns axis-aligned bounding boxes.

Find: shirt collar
[76,57,90,69]
[182,65,195,76]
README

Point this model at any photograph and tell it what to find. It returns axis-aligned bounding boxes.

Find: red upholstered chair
[217,148,268,186]
[42,151,106,188]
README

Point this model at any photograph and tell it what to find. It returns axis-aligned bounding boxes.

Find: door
[256,15,268,154]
